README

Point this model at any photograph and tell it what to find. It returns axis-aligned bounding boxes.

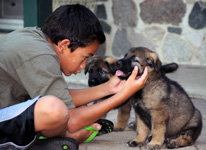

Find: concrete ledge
[167,64,206,100]
[65,65,206,100]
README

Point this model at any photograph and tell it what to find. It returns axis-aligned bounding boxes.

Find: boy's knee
[38,95,69,124]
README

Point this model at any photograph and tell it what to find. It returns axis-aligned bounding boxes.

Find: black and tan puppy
[85,55,179,132]
[115,47,202,149]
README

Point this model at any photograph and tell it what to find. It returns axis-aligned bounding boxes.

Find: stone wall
[53,0,206,66]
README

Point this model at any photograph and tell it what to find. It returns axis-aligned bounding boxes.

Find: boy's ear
[58,39,71,53]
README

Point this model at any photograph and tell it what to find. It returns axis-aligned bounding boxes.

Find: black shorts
[0,96,41,149]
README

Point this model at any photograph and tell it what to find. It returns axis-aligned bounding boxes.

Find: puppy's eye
[89,69,93,73]
[98,68,107,75]
[146,58,153,67]
[132,57,139,63]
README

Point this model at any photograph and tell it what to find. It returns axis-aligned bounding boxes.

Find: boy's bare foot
[66,123,101,143]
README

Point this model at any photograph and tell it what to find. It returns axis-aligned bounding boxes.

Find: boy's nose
[80,61,87,69]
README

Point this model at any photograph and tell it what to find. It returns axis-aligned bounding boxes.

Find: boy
[0,4,148,149]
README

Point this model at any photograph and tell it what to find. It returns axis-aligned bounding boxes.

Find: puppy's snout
[88,79,97,87]
[116,60,123,68]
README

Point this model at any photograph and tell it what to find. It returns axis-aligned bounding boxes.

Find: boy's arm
[68,75,124,107]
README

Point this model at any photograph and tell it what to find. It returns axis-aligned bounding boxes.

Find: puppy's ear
[105,61,117,74]
[147,54,162,72]
[85,59,93,75]
[105,57,117,74]
[84,64,90,75]
[161,63,178,74]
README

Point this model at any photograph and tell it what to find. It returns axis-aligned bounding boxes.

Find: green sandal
[84,119,114,143]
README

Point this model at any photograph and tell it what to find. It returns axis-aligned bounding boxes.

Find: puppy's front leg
[114,100,131,131]
[127,114,150,147]
[147,108,168,149]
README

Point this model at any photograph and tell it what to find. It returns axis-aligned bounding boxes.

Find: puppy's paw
[146,144,161,150]
[126,140,144,147]
[165,139,179,149]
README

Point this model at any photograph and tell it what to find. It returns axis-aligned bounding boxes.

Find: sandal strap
[84,126,99,143]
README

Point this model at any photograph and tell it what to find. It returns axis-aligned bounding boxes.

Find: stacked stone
[53,0,206,65]
[95,0,206,65]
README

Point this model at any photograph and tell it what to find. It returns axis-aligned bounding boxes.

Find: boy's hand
[122,66,148,96]
[107,66,148,96]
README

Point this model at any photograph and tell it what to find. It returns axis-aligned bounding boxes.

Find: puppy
[85,55,178,132]
[115,47,202,149]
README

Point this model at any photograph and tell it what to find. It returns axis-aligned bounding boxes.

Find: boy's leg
[34,95,101,143]
[0,96,40,149]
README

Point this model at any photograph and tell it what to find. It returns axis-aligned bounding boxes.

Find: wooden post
[23,0,52,27]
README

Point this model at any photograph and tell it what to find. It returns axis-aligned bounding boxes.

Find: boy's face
[59,40,100,76]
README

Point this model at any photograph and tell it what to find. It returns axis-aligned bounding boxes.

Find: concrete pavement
[65,64,206,150]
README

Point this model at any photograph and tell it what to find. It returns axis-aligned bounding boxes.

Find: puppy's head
[115,47,162,79]
[85,56,117,86]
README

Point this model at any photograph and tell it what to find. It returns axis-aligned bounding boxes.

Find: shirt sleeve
[16,55,74,108]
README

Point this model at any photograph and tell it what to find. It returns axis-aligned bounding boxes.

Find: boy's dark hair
[41,4,105,52]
